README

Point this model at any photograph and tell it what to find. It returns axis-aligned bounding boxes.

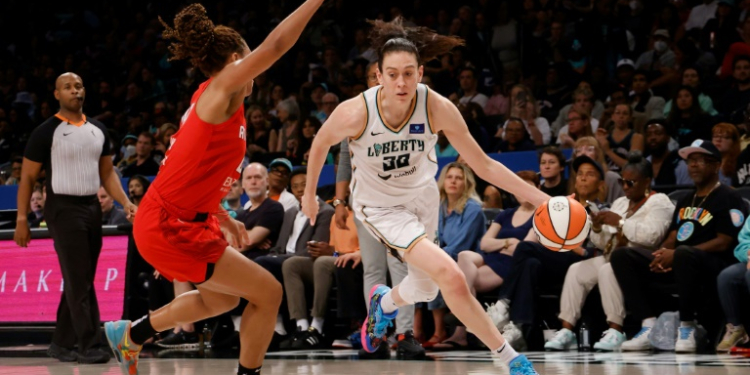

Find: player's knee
[267,279,284,307]
[436,263,466,285]
[247,277,283,308]
[436,266,470,298]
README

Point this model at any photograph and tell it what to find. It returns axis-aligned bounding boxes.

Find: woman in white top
[302,18,546,374]
[544,153,674,352]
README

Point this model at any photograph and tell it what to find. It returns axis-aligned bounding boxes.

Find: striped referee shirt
[24,114,112,197]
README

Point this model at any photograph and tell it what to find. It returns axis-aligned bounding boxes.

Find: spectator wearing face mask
[117,134,138,169]
[635,30,676,77]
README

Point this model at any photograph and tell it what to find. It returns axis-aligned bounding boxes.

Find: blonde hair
[569,136,608,202]
[437,162,481,214]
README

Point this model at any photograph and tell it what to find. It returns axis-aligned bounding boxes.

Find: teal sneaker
[593,328,626,352]
[544,328,577,351]
[509,354,540,375]
[361,284,398,353]
[105,320,142,375]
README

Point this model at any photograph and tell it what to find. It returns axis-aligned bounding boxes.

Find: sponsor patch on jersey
[730,209,745,227]
[676,221,694,242]
[409,123,425,134]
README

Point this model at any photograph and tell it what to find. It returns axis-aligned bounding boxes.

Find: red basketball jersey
[150,78,246,214]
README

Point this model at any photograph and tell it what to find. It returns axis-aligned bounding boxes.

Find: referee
[14,73,137,364]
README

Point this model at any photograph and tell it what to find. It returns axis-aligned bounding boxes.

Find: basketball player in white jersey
[302,19,549,375]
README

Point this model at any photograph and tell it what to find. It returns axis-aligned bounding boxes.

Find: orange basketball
[532,196,591,251]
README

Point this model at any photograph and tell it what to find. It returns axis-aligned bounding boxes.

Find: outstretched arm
[302,98,365,225]
[431,91,550,207]
[212,0,325,94]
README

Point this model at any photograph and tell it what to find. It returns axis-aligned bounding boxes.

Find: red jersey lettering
[150,78,246,213]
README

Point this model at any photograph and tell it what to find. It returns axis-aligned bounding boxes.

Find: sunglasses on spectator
[270,168,290,176]
[618,178,637,188]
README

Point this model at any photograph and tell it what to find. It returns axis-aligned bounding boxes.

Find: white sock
[275,315,287,336]
[380,291,398,314]
[231,316,242,332]
[680,321,696,328]
[642,318,656,328]
[492,341,520,365]
[312,317,324,333]
[297,318,310,331]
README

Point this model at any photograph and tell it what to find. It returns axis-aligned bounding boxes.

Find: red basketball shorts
[133,193,228,283]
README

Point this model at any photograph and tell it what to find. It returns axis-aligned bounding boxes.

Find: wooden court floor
[1,349,749,375]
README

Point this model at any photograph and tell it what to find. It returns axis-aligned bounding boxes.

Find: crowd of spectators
[3,0,750,356]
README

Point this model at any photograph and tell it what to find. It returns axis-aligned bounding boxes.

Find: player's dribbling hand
[302,194,319,226]
[124,203,138,223]
[14,219,31,248]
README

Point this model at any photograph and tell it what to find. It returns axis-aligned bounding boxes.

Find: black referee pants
[45,194,104,352]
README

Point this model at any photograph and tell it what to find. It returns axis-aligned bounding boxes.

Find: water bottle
[579,322,591,352]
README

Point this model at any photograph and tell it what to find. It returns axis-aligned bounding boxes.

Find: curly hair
[368,17,464,71]
[159,4,245,77]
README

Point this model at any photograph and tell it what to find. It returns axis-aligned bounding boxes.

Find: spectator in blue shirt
[419,162,485,348]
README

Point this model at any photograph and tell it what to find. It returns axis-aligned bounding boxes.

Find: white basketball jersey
[349,83,438,207]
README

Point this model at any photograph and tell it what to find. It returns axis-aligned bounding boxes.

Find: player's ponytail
[368,17,464,71]
[159,3,245,77]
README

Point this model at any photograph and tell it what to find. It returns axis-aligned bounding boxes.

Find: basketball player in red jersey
[103,2,325,375]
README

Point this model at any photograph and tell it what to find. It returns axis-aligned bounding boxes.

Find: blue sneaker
[105,320,142,375]
[361,284,398,353]
[509,354,539,375]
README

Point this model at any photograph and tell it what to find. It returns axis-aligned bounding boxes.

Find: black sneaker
[292,327,325,349]
[156,330,201,350]
[396,330,425,360]
[268,331,288,352]
[47,343,77,362]
[279,327,305,350]
[77,347,111,364]
[357,341,391,359]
